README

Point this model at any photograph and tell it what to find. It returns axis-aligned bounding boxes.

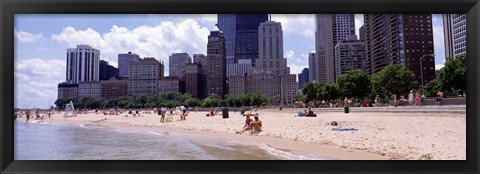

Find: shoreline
[15,109,466,160]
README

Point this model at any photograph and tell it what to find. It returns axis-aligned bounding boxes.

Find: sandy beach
[16,108,466,160]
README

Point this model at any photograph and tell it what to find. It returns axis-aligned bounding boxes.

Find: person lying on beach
[250,116,262,134]
[296,110,306,117]
[236,115,253,134]
[206,109,218,117]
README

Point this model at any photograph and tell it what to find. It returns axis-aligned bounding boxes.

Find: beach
[15,108,466,160]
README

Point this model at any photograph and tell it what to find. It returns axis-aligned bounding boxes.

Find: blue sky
[14,14,446,109]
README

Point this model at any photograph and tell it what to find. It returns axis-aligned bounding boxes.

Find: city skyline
[14,14,447,108]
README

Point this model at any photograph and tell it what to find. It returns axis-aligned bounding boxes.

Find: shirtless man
[250,116,262,133]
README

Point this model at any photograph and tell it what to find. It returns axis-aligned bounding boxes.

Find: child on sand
[236,115,253,134]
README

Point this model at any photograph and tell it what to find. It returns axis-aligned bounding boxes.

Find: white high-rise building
[66,45,100,83]
[258,21,289,75]
[443,14,467,59]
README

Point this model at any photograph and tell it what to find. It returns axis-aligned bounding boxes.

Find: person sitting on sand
[296,110,306,117]
[250,116,262,134]
[236,115,253,134]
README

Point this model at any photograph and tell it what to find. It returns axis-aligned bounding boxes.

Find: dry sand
[17,108,466,160]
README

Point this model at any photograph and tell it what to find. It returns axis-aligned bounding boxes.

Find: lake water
[14,121,329,160]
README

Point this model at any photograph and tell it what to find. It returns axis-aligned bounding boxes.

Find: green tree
[185,98,200,107]
[336,70,371,101]
[423,79,443,97]
[301,82,319,102]
[439,55,466,96]
[371,64,415,99]
[317,83,339,101]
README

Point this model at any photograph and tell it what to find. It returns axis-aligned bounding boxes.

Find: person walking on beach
[160,106,167,123]
[26,110,30,122]
[408,91,414,107]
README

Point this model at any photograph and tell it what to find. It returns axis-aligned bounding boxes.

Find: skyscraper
[169,53,192,78]
[364,14,435,86]
[206,26,227,98]
[118,52,140,78]
[298,68,309,90]
[248,21,297,105]
[185,63,203,98]
[443,14,467,59]
[308,53,317,82]
[315,14,356,84]
[334,35,367,79]
[66,44,100,83]
[218,14,268,77]
[217,14,236,77]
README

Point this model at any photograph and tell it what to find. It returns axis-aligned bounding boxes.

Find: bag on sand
[331,121,338,126]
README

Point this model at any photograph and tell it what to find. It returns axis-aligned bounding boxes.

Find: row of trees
[55,92,271,109]
[300,55,466,102]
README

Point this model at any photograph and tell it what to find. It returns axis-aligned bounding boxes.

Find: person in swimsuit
[408,91,414,106]
[236,115,253,134]
[414,91,421,107]
[26,110,30,122]
[250,116,263,133]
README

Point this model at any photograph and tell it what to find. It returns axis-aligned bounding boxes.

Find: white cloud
[272,14,315,39]
[285,50,295,59]
[435,64,444,70]
[355,14,364,39]
[15,58,66,108]
[14,28,45,43]
[51,19,210,74]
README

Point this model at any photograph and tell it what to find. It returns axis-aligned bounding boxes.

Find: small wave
[258,144,323,160]
[146,131,163,136]
[79,124,86,128]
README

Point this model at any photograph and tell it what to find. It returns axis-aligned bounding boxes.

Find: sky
[14,14,447,109]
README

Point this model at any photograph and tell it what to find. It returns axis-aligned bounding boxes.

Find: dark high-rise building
[298,68,309,90]
[334,35,367,79]
[364,14,435,86]
[218,14,268,77]
[185,63,204,98]
[206,27,227,98]
[99,60,119,81]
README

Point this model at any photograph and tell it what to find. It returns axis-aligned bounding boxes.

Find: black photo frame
[1,0,479,173]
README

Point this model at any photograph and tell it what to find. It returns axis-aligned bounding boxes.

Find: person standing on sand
[26,110,30,122]
[408,91,414,107]
[393,95,397,107]
[414,91,422,107]
[160,106,167,123]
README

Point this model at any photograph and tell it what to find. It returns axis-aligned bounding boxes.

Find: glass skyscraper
[217,14,268,76]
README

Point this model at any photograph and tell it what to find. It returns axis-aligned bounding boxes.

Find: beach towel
[332,128,358,131]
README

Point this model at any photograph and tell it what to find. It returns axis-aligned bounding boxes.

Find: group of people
[237,114,263,134]
[156,105,189,123]
[295,108,317,117]
[389,90,444,107]
[15,109,53,122]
